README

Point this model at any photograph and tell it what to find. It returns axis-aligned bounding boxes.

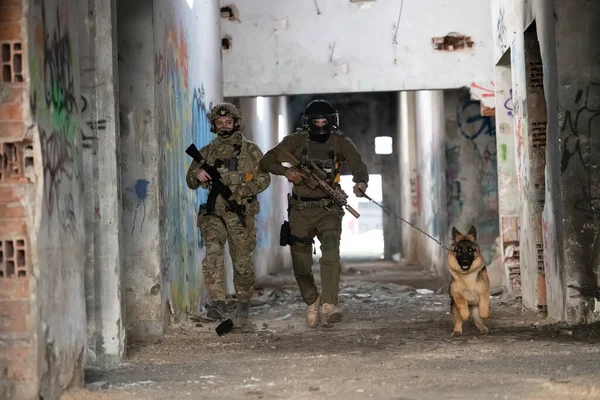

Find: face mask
[217,129,235,137]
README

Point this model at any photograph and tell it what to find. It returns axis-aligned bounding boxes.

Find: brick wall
[0,0,36,397]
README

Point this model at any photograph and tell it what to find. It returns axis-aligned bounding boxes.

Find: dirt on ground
[67,262,600,400]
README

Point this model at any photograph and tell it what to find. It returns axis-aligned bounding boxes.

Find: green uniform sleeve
[238,144,271,198]
[259,135,295,176]
[339,136,369,184]
[185,144,210,190]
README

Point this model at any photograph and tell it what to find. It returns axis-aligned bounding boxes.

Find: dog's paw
[452,330,463,337]
[478,325,490,335]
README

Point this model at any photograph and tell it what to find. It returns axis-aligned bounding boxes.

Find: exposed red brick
[0,5,22,23]
[0,86,24,104]
[0,300,30,333]
[0,341,30,361]
[0,103,22,121]
[432,33,474,51]
[0,185,25,203]
[0,277,29,299]
[0,220,27,236]
[0,22,21,41]
[0,359,33,381]
[0,122,24,141]
[0,0,23,7]
[481,105,495,117]
[0,204,25,218]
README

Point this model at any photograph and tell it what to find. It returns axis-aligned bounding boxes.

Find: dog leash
[358,189,452,252]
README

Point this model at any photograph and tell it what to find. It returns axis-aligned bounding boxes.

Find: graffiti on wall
[448,94,499,262]
[446,145,462,226]
[504,89,514,117]
[156,20,214,313]
[30,2,82,235]
[560,83,600,214]
[496,6,508,56]
[457,97,496,144]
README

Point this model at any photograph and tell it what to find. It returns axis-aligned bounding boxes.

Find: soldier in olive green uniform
[186,103,271,328]
[259,99,368,327]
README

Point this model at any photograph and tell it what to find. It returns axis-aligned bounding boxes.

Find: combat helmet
[301,99,339,143]
[207,102,242,136]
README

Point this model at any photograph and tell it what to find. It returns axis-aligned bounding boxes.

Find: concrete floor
[67,262,600,400]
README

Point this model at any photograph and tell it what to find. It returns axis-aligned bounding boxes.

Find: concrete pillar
[415,91,447,277]
[398,91,419,263]
[494,64,521,297]
[236,96,291,278]
[89,0,125,365]
[117,0,163,338]
[553,0,600,322]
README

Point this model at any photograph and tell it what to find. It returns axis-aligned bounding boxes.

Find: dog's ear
[451,226,462,242]
[467,225,477,241]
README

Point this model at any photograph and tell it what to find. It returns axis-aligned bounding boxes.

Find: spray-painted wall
[153,0,222,319]
[27,0,86,394]
[492,0,600,322]
[220,0,494,97]
[444,89,499,267]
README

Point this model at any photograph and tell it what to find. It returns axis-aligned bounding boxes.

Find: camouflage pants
[199,210,257,302]
[289,205,343,306]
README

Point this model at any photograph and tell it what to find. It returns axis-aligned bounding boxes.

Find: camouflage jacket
[186,132,271,214]
[259,130,369,199]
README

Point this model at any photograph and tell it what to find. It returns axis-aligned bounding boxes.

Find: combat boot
[206,300,226,320]
[234,300,250,328]
[306,295,320,328]
[320,303,343,325]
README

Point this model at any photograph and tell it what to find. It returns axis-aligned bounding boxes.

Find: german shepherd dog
[448,226,490,336]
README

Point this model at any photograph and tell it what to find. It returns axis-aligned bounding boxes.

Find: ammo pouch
[280,221,291,246]
[279,220,313,247]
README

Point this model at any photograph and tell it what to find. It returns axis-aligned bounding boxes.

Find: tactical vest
[299,133,342,187]
[206,139,251,188]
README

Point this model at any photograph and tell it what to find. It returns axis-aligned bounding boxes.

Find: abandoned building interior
[1,0,600,398]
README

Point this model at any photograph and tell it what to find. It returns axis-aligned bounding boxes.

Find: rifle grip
[347,205,360,219]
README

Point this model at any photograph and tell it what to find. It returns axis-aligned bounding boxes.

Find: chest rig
[299,134,341,187]
[199,138,255,220]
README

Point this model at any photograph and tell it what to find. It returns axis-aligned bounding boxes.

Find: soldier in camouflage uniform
[186,102,271,328]
[259,99,369,327]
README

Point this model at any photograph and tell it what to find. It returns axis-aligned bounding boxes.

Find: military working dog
[448,226,490,336]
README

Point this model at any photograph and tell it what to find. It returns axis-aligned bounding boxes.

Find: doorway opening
[312,174,384,260]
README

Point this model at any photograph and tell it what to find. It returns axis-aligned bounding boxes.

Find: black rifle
[185,144,247,227]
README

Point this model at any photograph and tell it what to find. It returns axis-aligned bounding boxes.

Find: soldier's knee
[319,233,340,263]
[291,243,312,254]
[320,249,340,265]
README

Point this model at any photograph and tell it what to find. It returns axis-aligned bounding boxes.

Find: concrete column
[91,0,125,365]
[398,91,419,263]
[553,0,600,322]
[415,91,447,277]
[78,0,99,365]
[236,96,290,278]
[117,0,163,338]
[494,64,521,297]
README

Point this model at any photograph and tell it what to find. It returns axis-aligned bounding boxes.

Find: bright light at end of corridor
[278,114,286,142]
[375,136,393,155]
[257,96,265,122]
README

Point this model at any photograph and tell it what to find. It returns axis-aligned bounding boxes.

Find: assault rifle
[185,143,247,227]
[278,148,360,219]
